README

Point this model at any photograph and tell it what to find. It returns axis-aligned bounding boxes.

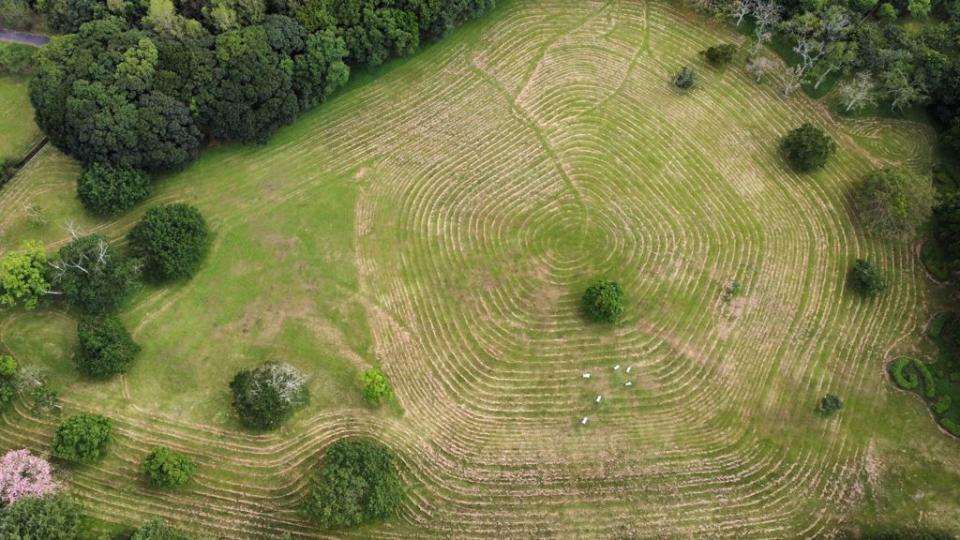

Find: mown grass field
[0,75,42,163]
[1,0,959,537]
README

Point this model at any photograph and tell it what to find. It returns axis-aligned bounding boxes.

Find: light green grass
[0,76,42,163]
[1,1,959,538]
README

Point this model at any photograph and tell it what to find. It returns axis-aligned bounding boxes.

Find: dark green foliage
[51,414,113,463]
[849,259,887,298]
[781,123,836,172]
[302,438,404,528]
[0,496,83,540]
[229,362,308,430]
[358,368,393,404]
[51,234,140,314]
[0,0,32,29]
[859,530,956,539]
[933,192,960,264]
[673,66,695,89]
[890,358,919,389]
[132,519,192,540]
[817,393,843,416]
[143,447,195,488]
[852,168,934,239]
[703,43,737,66]
[40,0,107,32]
[0,354,16,377]
[77,163,151,217]
[582,280,625,323]
[0,43,35,76]
[76,316,140,377]
[0,355,16,411]
[292,29,350,110]
[877,2,898,21]
[127,204,209,282]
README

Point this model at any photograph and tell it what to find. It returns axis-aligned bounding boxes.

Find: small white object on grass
[582,372,591,379]
[625,381,633,387]
[595,395,603,404]
[580,417,589,425]
[625,366,633,374]
[613,364,621,370]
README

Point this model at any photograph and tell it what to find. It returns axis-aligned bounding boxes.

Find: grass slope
[0,75,42,163]
[1,1,959,538]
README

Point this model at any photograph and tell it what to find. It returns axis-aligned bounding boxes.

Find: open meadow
[1,0,959,537]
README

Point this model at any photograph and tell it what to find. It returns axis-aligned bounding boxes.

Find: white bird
[582,372,592,379]
[625,381,633,387]
[613,364,621,370]
[580,417,589,425]
[595,395,603,404]
[625,366,633,374]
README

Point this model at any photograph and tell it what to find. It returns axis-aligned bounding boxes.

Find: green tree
[143,447,195,488]
[0,42,36,75]
[302,438,404,528]
[907,0,931,17]
[51,414,113,463]
[0,354,16,377]
[582,280,625,323]
[77,163,151,217]
[76,316,141,377]
[702,43,737,66]
[818,393,843,416]
[0,240,49,310]
[933,192,960,264]
[51,234,140,314]
[673,66,696,89]
[0,0,33,29]
[132,518,192,540]
[40,0,107,32]
[358,368,393,404]
[127,204,209,282]
[780,123,836,172]
[230,362,308,429]
[0,496,83,539]
[292,29,350,110]
[852,168,934,239]
[0,355,16,411]
[849,259,887,298]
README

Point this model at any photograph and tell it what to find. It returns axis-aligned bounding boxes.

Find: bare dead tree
[752,0,781,43]
[746,55,777,82]
[839,72,876,112]
[781,65,803,97]
[730,0,755,25]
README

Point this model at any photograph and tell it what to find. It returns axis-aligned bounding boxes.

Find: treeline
[17,0,494,179]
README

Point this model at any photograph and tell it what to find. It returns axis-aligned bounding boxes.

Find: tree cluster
[301,438,403,529]
[229,362,308,429]
[0,495,82,540]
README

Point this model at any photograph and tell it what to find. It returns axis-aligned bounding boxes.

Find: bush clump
[52,234,140,314]
[77,163,151,217]
[780,123,836,172]
[302,438,404,529]
[703,43,737,66]
[51,414,112,464]
[358,368,394,404]
[852,168,934,239]
[76,316,140,377]
[582,280,625,323]
[143,447,195,488]
[817,393,843,416]
[849,259,887,298]
[128,204,209,282]
[673,66,696,89]
[230,362,308,430]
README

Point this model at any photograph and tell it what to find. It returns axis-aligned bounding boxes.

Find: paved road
[0,28,49,47]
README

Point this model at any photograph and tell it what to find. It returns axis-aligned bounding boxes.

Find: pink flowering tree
[0,449,58,505]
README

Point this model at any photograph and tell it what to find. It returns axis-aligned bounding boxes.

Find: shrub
[143,447,194,488]
[302,438,403,528]
[0,0,32,29]
[0,42,35,76]
[673,66,696,89]
[890,358,919,389]
[703,43,737,66]
[0,495,82,539]
[128,204,209,282]
[51,414,112,464]
[77,163,151,217]
[780,123,836,172]
[877,2,898,21]
[818,393,843,416]
[52,235,140,314]
[849,259,887,298]
[0,449,57,505]
[852,168,934,239]
[0,356,17,412]
[230,363,308,430]
[582,280,625,323]
[913,360,936,399]
[132,519,192,540]
[0,355,16,378]
[358,368,394,404]
[0,240,49,310]
[76,316,140,378]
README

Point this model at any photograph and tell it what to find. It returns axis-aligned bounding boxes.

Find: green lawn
[0,75,42,163]
[0,1,958,538]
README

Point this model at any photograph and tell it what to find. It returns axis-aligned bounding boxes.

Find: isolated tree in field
[851,168,934,239]
[703,44,737,66]
[77,163,151,217]
[849,259,886,298]
[0,495,82,539]
[780,123,836,172]
[582,280,625,323]
[0,240,49,310]
[746,55,776,82]
[51,414,113,464]
[673,66,696,89]
[933,193,960,263]
[230,362,308,430]
[818,394,843,416]
[132,518,193,540]
[358,368,394,404]
[0,449,58,505]
[302,438,403,528]
[51,234,140,314]
[143,447,194,488]
[838,72,876,112]
[128,204,209,282]
[76,316,141,378]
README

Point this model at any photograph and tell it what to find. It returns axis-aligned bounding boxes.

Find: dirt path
[0,27,49,47]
